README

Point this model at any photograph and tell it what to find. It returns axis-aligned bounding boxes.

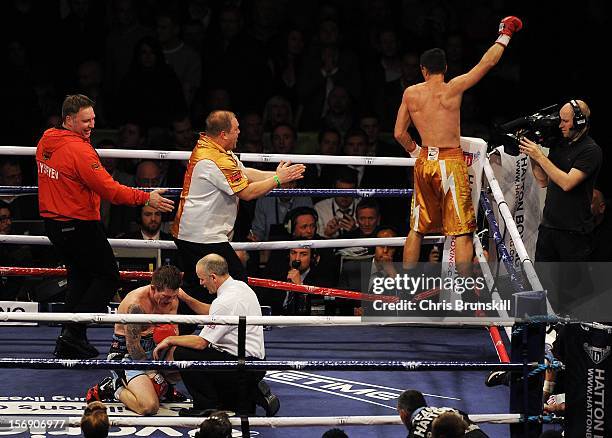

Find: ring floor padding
[0,324,548,437]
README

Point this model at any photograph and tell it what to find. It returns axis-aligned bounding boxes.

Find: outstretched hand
[275,161,306,184]
[148,189,175,212]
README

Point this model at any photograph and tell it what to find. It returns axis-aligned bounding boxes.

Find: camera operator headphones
[284,206,319,235]
[570,99,588,131]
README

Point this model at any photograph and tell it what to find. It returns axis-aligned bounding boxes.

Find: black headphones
[284,206,319,235]
[570,99,588,131]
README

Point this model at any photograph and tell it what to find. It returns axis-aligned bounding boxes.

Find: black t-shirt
[542,135,601,232]
[552,323,612,437]
[408,406,488,438]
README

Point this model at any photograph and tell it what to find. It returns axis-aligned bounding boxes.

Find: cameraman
[519,100,602,309]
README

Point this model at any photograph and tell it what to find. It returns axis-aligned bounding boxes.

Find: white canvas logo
[584,342,611,365]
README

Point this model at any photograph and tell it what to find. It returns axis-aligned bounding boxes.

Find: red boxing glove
[150,373,169,398]
[496,16,523,47]
[153,324,177,344]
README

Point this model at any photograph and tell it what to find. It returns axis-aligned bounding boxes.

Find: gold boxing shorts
[410,146,476,236]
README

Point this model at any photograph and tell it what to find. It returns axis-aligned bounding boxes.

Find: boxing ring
[0,142,562,437]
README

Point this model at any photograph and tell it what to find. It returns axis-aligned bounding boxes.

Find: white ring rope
[238,153,415,167]
[0,146,415,166]
[0,312,516,326]
[483,161,543,292]
[54,413,522,428]
[0,235,445,249]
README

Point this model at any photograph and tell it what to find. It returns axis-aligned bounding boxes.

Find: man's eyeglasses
[0,215,11,223]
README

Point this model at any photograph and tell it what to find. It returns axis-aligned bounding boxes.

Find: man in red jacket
[36,94,174,359]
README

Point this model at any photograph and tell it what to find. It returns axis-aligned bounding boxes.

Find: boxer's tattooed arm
[126,304,146,360]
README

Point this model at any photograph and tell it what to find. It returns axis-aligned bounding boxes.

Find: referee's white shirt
[199,277,265,359]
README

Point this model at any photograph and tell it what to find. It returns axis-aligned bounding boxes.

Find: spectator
[304,127,342,193]
[109,160,162,237]
[105,0,153,91]
[0,158,38,221]
[135,160,162,188]
[343,198,382,242]
[238,111,265,154]
[117,36,187,132]
[315,168,359,239]
[298,18,361,130]
[263,206,340,296]
[165,115,198,188]
[370,226,401,282]
[118,121,147,150]
[96,139,135,234]
[322,428,349,438]
[202,5,272,113]
[0,204,34,300]
[156,11,202,106]
[260,247,332,315]
[81,401,109,438]
[1,38,43,146]
[195,411,232,438]
[270,123,298,155]
[431,411,469,438]
[317,127,341,158]
[192,87,233,130]
[57,0,106,88]
[322,85,355,138]
[363,27,402,114]
[342,129,385,189]
[171,115,198,152]
[114,120,148,183]
[268,28,306,110]
[250,180,313,242]
[75,60,110,128]
[372,51,421,132]
[263,95,294,131]
[336,200,382,295]
[116,205,176,267]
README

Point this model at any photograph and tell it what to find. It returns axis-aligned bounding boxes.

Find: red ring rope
[0,266,398,303]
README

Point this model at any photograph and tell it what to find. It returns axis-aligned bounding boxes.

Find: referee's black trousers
[174,345,265,413]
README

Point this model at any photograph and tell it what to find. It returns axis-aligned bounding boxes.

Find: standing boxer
[394,17,522,273]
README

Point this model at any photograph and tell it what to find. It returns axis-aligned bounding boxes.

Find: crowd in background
[1,0,609,311]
